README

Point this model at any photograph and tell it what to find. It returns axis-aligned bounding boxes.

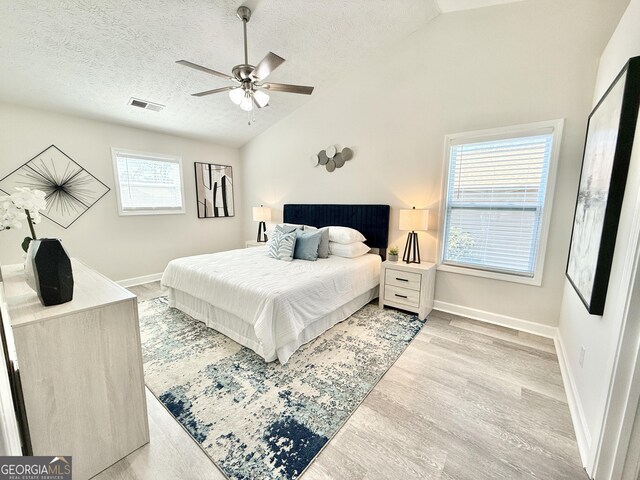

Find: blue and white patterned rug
[139,297,425,480]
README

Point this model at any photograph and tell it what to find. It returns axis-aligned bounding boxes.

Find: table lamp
[399,207,429,264]
[252,205,271,242]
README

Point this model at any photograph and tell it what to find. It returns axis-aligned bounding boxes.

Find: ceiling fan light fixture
[240,94,254,111]
[228,88,244,105]
[177,6,313,123]
[253,89,269,108]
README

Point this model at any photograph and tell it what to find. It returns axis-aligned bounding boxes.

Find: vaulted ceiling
[0,0,526,147]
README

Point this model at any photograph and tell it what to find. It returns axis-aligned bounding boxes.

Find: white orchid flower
[0,188,47,243]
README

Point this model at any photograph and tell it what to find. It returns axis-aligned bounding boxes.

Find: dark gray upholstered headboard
[283,204,390,259]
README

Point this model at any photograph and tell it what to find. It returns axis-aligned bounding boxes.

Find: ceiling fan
[177,6,314,120]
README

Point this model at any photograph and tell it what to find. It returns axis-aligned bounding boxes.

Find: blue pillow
[268,229,297,261]
[294,229,322,261]
[303,226,330,258]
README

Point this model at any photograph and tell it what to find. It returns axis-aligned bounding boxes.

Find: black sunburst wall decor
[0,145,110,229]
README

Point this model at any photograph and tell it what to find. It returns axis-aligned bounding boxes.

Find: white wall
[557,0,640,476]
[0,103,242,281]
[241,0,625,328]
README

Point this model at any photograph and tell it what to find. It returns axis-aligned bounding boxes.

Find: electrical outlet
[579,346,586,367]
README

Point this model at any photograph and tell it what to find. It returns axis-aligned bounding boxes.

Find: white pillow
[329,241,370,258]
[327,226,366,244]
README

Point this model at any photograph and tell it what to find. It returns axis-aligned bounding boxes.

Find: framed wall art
[0,145,110,228]
[194,162,235,218]
[566,56,640,315]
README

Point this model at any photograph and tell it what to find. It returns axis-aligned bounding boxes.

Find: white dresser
[0,259,149,479]
[379,261,436,320]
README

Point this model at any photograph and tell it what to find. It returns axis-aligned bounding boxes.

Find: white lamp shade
[229,88,244,105]
[253,89,270,108]
[252,206,272,222]
[399,208,429,231]
[240,94,253,111]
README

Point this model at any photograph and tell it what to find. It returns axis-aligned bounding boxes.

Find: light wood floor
[95,282,585,480]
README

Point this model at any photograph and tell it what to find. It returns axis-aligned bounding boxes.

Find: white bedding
[161,246,381,363]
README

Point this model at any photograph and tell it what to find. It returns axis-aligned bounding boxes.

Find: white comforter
[161,246,381,362]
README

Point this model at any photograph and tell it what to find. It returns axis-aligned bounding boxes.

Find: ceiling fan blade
[262,82,314,95]
[252,52,285,81]
[176,60,237,82]
[191,86,236,97]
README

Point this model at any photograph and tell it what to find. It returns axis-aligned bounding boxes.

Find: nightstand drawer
[385,268,421,291]
[384,285,420,308]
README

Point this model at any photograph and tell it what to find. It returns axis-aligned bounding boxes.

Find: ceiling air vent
[128,97,164,112]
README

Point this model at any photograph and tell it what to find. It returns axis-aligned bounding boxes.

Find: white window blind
[112,149,185,215]
[442,132,554,277]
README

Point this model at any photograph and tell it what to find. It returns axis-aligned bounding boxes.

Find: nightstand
[245,240,266,248]
[379,261,436,320]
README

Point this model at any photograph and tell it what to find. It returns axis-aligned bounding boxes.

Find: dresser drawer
[385,268,421,291]
[384,285,420,308]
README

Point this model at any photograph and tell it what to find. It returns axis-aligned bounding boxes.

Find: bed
[162,204,390,364]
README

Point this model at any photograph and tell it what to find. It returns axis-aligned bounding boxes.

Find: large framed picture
[566,56,640,315]
[194,162,235,218]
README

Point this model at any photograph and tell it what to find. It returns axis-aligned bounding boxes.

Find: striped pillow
[268,229,297,261]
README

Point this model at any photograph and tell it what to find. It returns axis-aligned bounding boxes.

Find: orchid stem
[25,209,37,239]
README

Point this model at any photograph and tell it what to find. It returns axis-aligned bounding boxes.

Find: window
[111,148,186,216]
[439,120,563,285]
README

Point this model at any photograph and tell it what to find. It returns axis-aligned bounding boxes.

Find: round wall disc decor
[310,145,354,173]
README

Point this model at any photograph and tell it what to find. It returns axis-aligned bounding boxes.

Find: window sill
[118,209,186,216]
[436,263,542,286]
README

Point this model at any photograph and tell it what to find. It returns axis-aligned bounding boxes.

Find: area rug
[139,297,424,480]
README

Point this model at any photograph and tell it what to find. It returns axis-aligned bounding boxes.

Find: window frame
[437,119,564,286]
[111,147,186,216]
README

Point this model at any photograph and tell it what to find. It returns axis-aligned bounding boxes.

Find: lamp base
[257,221,267,243]
[403,231,421,264]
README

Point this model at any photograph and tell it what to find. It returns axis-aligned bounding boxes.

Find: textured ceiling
[0,0,525,147]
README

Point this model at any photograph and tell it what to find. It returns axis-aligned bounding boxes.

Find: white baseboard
[117,272,163,288]
[432,300,557,338]
[555,333,591,468]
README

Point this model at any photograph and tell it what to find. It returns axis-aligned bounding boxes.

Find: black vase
[29,239,74,306]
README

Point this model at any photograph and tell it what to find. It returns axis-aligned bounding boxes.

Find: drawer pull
[395,277,409,282]
[394,294,408,299]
